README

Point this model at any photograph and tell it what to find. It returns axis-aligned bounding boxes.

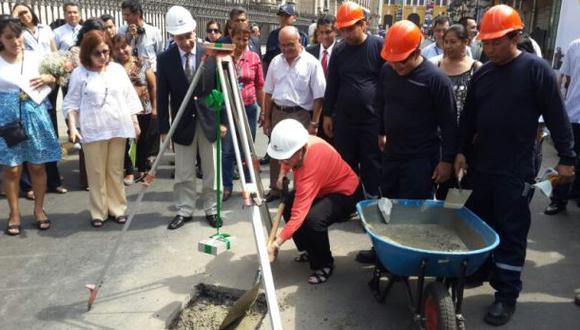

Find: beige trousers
[269,106,311,191]
[83,138,127,220]
[174,122,218,217]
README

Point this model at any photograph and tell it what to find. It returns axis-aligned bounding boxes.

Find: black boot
[484,300,516,326]
[355,247,376,264]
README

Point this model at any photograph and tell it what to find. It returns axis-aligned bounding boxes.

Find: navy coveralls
[378,58,457,199]
[459,52,575,305]
[324,35,385,197]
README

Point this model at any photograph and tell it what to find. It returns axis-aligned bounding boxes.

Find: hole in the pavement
[169,283,267,330]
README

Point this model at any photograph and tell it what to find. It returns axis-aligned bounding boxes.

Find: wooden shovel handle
[268,202,285,245]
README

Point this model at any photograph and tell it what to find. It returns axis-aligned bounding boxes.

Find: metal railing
[0,0,316,44]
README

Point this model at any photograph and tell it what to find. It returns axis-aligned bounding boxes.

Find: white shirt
[0,51,43,92]
[422,42,472,59]
[63,62,142,143]
[119,23,163,71]
[264,49,326,111]
[318,40,336,61]
[178,45,196,74]
[561,39,580,123]
[23,24,54,56]
[53,23,81,51]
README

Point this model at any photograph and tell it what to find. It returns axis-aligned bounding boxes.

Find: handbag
[0,59,28,148]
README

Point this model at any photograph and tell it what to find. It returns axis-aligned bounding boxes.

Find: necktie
[184,53,193,82]
[321,49,328,75]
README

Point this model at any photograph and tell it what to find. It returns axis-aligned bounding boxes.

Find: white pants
[174,122,218,216]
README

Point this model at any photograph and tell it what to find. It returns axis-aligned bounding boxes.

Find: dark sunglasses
[206,28,220,34]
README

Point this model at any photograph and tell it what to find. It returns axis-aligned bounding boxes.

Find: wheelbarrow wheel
[423,282,457,330]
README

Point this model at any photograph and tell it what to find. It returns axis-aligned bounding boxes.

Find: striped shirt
[234,49,264,106]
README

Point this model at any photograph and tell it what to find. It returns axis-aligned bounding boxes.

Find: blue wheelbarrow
[356,199,500,330]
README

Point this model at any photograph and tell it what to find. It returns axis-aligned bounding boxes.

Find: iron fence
[0,0,316,44]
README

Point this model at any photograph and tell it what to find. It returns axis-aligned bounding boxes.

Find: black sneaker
[355,248,376,264]
[544,202,566,215]
[484,301,516,326]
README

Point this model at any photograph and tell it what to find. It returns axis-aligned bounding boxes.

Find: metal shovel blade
[220,273,261,330]
[443,188,473,209]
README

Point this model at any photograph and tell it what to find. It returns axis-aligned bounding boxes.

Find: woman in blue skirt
[0,16,60,235]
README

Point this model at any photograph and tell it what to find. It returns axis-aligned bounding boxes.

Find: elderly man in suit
[157,6,225,229]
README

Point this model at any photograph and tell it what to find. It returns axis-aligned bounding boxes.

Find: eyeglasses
[91,49,110,57]
[206,28,220,34]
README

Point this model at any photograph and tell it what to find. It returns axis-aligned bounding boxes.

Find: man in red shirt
[267,119,362,284]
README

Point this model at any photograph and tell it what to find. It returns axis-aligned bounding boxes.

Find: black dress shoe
[168,215,192,230]
[355,248,376,264]
[544,202,566,215]
[259,154,270,165]
[206,214,220,228]
[484,301,516,326]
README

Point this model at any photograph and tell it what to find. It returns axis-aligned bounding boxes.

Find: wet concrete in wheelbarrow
[169,283,267,330]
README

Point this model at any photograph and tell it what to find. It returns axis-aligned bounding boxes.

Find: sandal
[91,219,104,228]
[294,251,310,263]
[5,224,21,236]
[114,215,127,224]
[25,190,35,200]
[307,265,334,285]
[36,219,51,230]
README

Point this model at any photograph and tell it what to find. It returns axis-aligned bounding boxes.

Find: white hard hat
[166,6,196,35]
[267,119,309,160]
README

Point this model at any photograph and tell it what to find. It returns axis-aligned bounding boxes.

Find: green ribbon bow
[204,89,224,112]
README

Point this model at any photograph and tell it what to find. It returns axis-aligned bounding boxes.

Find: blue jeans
[222,103,258,191]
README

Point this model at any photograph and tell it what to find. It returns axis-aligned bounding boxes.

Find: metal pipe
[249,205,283,330]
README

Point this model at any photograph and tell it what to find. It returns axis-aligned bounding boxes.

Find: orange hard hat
[381,20,422,62]
[478,4,523,40]
[336,1,365,29]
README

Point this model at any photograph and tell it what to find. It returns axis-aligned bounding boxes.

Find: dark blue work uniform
[459,52,575,305]
[378,58,457,199]
[263,27,308,65]
[324,35,385,197]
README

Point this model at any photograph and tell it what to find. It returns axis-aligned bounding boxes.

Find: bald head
[279,26,302,62]
[279,26,300,42]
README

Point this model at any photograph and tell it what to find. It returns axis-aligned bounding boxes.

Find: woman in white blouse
[63,30,142,228]
[11,3,56,55]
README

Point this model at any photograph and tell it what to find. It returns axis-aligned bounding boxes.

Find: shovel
[443,169,473,209]
[219,178,289,329]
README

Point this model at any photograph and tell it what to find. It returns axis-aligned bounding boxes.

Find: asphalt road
[0,131,579,330]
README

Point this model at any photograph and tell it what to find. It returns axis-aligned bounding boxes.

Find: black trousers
[124,114,153,175]
[551,123,580,204]
[333,118,381,197]
[283,186,363,270]
[466,172,532,304]
[380,153,438,200]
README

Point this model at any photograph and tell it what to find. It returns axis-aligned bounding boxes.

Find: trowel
[444,169,472,209]
[532,168,559,198]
